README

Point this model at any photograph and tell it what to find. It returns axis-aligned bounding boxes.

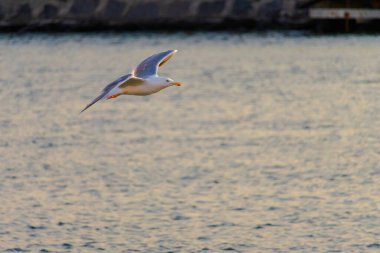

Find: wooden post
[345,0,350,32]
[344,12,350,32]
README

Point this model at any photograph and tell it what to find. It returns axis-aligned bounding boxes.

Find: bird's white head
[150,76,182,88]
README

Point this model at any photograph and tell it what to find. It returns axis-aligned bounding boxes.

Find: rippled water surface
[1,32,380,252]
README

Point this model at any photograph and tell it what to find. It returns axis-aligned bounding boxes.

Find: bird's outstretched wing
[133,50,177,78]
[102,74,132,93]
[81,74,144,113]
[80,74,131,113]
[118,76,144,88]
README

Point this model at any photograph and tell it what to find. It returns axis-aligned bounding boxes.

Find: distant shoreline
[1,0,380,33]
[1,25,380,34]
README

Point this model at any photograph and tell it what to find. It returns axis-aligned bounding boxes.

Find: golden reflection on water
[0,33,380,252]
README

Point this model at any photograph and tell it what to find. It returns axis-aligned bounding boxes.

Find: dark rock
[102,0,126,19]
[166,1,191,18]
[70,0,99,15]
[39,4,59,19]
[256,0,283,26]
[0,5,3,20]
[297,0,321,9]
[125,2,160,23]
[232,0,252,16]
[0,0,319,30]
[198,0,226,16]
[10,3,32,24]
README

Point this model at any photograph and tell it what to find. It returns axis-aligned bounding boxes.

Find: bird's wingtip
[79,105,90,114]
[80,92,107,114]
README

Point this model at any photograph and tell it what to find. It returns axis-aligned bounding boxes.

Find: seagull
[81,49,182,113]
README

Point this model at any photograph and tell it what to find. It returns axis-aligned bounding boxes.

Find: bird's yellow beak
[171,82,182,87]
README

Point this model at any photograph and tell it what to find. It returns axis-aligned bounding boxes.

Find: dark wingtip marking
[80,104,92,114]
[80,92,107,113]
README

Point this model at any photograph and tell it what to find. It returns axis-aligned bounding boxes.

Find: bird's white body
[81,50,182,113]
[110,76,173,97]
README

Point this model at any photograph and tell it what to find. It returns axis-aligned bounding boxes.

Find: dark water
[1,32,380,252]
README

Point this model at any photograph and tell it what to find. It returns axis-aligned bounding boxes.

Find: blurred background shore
[1,0,380,33]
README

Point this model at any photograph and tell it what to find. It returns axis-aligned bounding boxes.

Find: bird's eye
[166,80,170,82]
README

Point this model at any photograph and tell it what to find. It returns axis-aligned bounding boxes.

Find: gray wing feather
[80,74,132,113]
[133,50,177,78]
[119,77,145,88]
[102,74,131,92]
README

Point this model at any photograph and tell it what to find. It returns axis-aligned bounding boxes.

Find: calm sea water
[1,32,380,252]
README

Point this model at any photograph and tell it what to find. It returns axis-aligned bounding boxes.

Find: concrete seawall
[0,0,315,31]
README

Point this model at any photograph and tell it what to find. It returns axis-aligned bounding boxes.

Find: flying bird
[81,49,182,113]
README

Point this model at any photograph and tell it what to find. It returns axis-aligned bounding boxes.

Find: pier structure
[309,0,380,31]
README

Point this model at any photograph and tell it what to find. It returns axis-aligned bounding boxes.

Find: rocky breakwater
[0,0,317,31]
